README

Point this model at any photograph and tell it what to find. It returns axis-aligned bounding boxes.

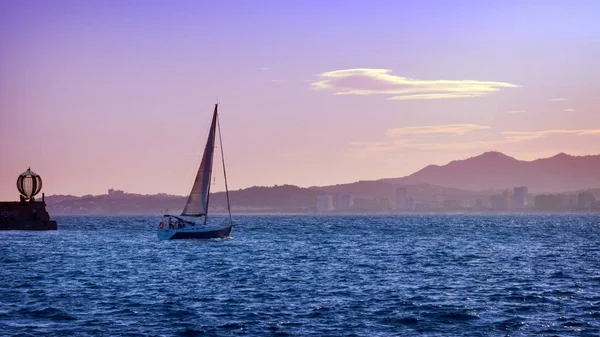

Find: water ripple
[1,214,599,336]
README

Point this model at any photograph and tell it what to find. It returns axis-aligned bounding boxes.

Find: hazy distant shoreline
[51,210,600,217]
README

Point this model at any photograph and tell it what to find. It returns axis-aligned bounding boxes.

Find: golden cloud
[311,68,519,100]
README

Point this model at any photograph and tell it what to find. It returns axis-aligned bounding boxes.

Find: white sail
[181,105,218,217]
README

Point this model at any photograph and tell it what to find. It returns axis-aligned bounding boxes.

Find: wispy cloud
[508,110,526,114]
[501,129,600,141]
[388,93,487,100]
[386,124,489,137]
[260,67,271,71]
[564,108,576,112]
[347,139,497,158]
[270,79,286,83]
[349,127,600,157]
[548,98,568,101]
[311,68,519,100]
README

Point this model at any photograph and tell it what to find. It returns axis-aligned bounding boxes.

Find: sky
[1,0,600,200]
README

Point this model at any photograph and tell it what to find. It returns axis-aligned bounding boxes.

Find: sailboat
[157,103,233,240]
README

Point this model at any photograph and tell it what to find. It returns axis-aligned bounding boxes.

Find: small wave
[504,305,534,313]
[437,312,479,322]
[546,289,575,297]
[165,308,196,319]
[217,322,246,329]
[383,316,420,326]
[279,321,302,326]
[538,328,559,334]
[265,323,294,336]
[18,307,76,321]
[491,317,527,331]
[190,296,215,303]
[427,309,480,323]
[561,320,586,327]
[178,328,206,337]
[302,305,329,318]
[504,294,546,303]
[550,271,568,278]
[16,283,36,289]
[117,308,137,315]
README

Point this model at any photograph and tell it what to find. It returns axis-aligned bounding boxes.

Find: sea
[1,214,599,336]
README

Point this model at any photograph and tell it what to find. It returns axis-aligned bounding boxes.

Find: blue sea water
[1,215,599,336]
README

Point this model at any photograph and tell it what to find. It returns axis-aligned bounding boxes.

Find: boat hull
[157,225,232,240]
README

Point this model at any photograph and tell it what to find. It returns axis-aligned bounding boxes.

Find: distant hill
[46,185,323,215]
[209,184,322,213]
[378,151,600,193]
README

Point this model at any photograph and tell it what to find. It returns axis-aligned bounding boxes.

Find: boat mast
[217,109,233,225]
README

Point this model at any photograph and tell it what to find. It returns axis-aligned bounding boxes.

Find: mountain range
[45,151,600,214]
[378,151,600,193]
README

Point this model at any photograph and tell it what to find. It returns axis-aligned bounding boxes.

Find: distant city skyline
[43,183,600,215]
[1,0,600,200]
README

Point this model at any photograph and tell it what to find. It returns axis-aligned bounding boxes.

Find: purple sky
[1,0,599,199]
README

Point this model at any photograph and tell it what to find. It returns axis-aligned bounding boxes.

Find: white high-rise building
[396,187,408,210]
[336,193,353,211]
[513,186,528,209]
[316,195,334,212]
